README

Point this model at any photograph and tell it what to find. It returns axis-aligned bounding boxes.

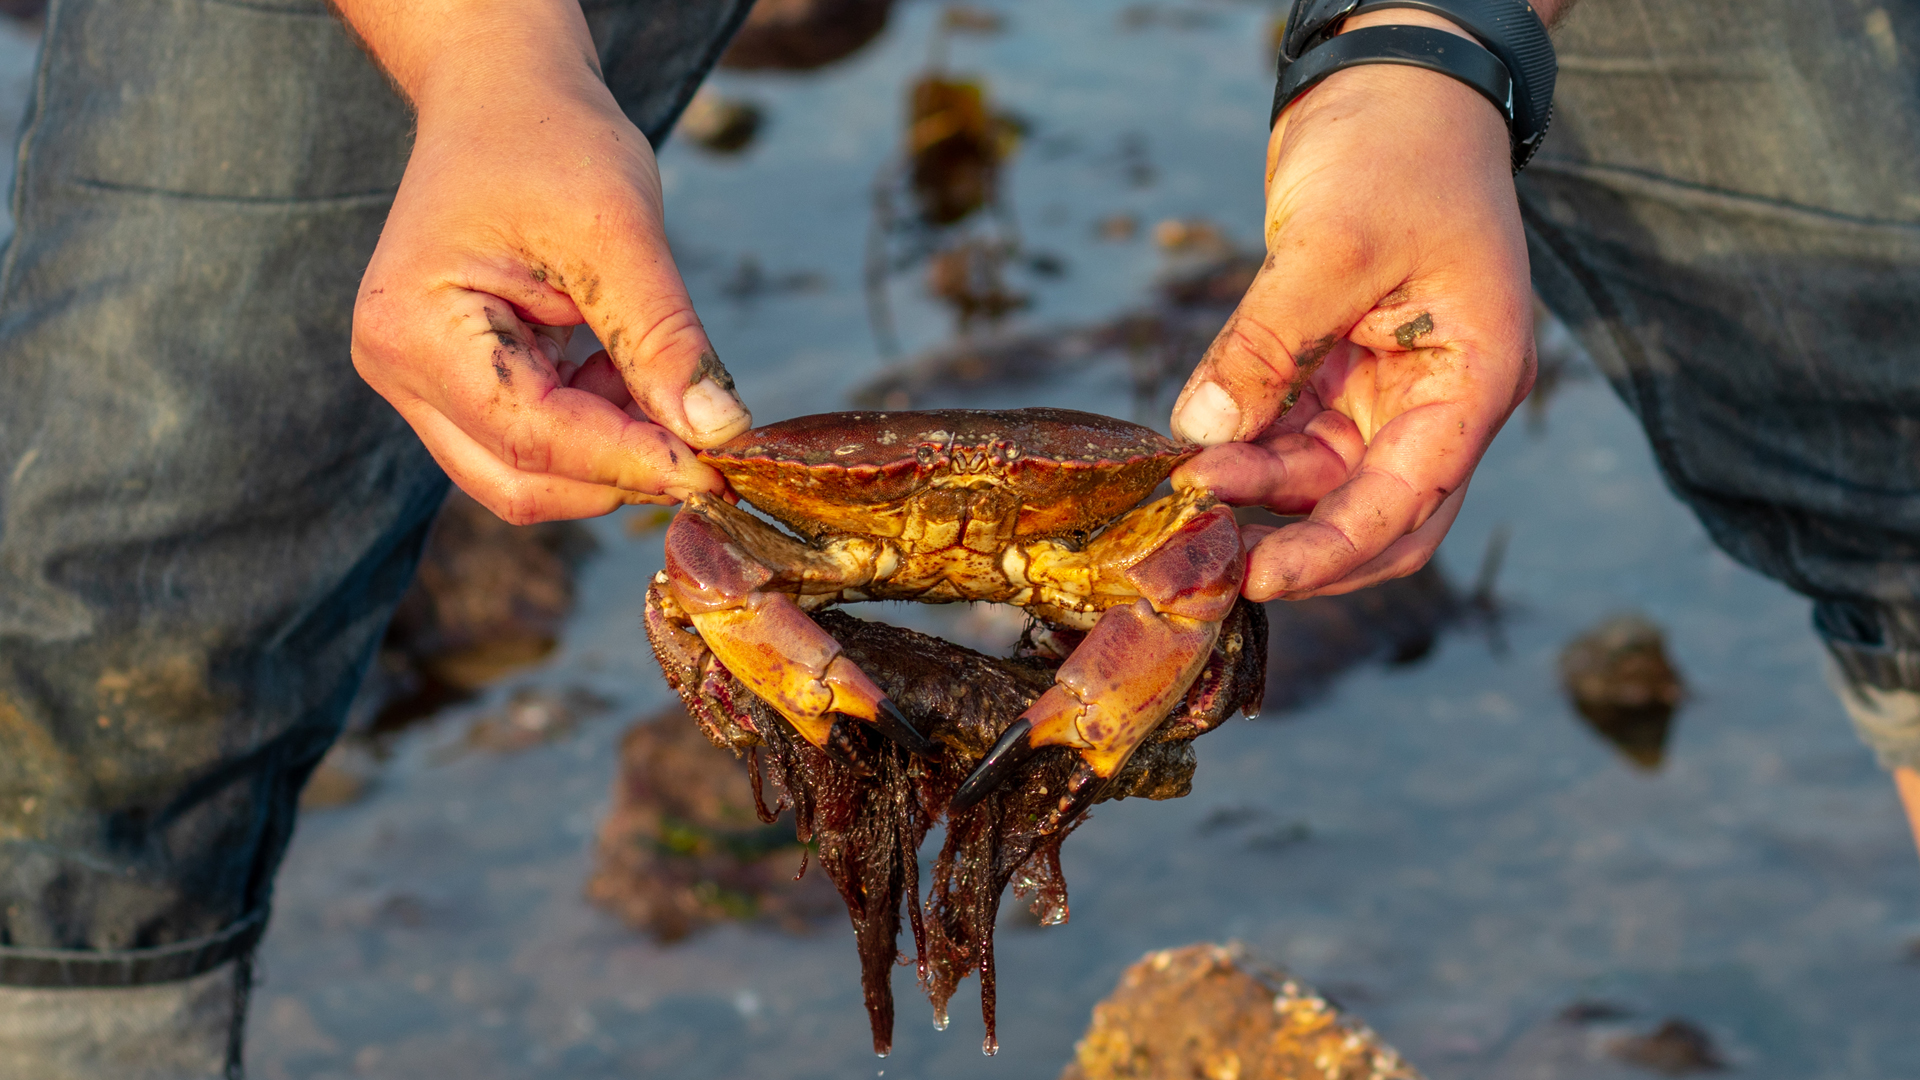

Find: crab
[646,406,1246,807]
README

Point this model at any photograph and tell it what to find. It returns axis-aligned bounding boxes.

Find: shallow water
[6,2,1912,1076]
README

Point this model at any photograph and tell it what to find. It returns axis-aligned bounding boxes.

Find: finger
[567,349,634,409]
[357,289,727,501]
[1254,483,1467,600]
[1173,407,1363,513]
[393,396,678,524]
[529,175,752,449]
[1241,399,1485,598]
[1170,223,1400,446]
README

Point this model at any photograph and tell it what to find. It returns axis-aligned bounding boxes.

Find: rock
[353,490,596,736]
[1152,218,1235,258]
[461,687,612,755]
[1609,1018,1727,1075]
[1060,943,1424,1080]
[1256,560,1463,714]
[586,707,840,942]
[299,743,375,811]
[1559,614,1687,769]
[941,5,1004,33]
[678,90,764,154]
[719,0,896,72]
[1557,999,1634,1024]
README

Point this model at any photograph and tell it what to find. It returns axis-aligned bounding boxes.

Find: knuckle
[472,480,546,527]
[494,493,547,527]
[632,301,706,362]
[1209,314,1288,375]
[496,417,554,475]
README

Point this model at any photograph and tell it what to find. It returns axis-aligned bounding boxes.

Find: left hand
[1170,10,1537,600]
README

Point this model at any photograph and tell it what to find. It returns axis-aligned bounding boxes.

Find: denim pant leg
[1520,0,1920,770]
[0,0,752,1068]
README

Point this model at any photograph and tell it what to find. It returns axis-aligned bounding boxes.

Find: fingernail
[682,377,751,443]
[1172,381,1241,445]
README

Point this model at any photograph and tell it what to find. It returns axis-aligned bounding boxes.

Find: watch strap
[1270,24,1514,133]
[1281,0,1370,64]
[1274,0,1556,171]
[1350,0,1555,168]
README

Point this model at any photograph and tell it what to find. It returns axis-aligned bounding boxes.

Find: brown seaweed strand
[758,712,917,1056]
[745,746,779,824]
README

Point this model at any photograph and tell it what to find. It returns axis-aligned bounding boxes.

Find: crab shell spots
[699,408,1198,541]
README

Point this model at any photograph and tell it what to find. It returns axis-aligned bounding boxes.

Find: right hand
[351,32,749,525]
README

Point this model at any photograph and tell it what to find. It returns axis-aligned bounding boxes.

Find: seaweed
[646,594,1267,1055]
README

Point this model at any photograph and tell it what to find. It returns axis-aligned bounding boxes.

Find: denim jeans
[0,0,750,1070]
[1522,0,1920,770]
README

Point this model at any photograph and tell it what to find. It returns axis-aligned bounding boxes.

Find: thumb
[1171,228,1393,446]
[566,207,752,450]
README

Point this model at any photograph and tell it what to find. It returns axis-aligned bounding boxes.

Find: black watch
[1273,0,1556,171]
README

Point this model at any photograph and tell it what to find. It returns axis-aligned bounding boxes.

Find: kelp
[646,595,1266,1055]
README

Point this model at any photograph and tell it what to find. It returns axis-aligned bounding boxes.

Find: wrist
[1269,10,1510,160]
[331,0,608,116]
[1272,0,1558,171]
[1266,61,1511,185]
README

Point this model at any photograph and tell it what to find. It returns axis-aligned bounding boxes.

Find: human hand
[1171,9,1536,600]
[345,3,750,524]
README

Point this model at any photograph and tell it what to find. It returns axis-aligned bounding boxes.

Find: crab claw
[665,503,939,759]
[951,599,1219,810]
[688,600,939,758]
[952,718,1037,810]
[953,498,1243,811]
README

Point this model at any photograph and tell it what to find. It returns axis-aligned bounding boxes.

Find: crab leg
[664,498,937,757]
[952,499,1243,809]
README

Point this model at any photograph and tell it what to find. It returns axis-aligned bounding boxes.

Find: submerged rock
[461,686,612,755]
[678,90,764,155]
[351,490,596,736]
[587,706,840,941]
[1060,943,1423,1080]
[1609,1018,1727,1075]
[720,0,896,71]
[1559,613,1687,769]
